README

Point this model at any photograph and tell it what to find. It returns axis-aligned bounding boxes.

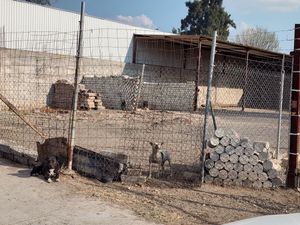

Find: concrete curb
[0,143,36,167]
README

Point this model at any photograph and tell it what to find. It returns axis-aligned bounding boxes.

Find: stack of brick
[51,80,74,110]
[51,80,104,110]
[78,86,105,110]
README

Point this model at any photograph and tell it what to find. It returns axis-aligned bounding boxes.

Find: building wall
[81,65,197,111]
[0,47,197,111]
[0,0,169,62]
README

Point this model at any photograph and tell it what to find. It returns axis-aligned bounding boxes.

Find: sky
[52,0,299,53]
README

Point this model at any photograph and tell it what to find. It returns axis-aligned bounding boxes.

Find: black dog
[31,156,60,183]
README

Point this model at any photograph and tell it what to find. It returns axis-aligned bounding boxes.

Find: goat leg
[148,162,152,178]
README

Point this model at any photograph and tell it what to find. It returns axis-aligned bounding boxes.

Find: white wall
[0,0,170,62]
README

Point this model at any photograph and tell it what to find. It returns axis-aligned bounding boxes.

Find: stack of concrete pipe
[204,128,282,189]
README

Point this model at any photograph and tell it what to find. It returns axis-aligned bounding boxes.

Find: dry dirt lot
[0,108,296,225]
[0,108,290,169]
[67,170,300,225]
[0,158,159,225]
[1,155,300,225]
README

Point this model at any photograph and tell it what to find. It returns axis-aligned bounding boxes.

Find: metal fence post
[242,51,250,111]
[200,31,217,184]
[67,1,85,170]
[276,55,286,159]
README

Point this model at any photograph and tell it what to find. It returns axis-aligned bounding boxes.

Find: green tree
[235,27,279,51]
[25,0,51,5]
[171,27,181,34]
[179,0,236,40]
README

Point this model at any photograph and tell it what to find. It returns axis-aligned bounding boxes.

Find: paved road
[0,158,159,225]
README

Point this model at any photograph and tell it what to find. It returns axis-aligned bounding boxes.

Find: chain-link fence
[0,25,293,185]
[207,53,292,155]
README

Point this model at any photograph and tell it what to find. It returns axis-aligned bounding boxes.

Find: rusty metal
[242,51,250,111]
[0,93,47,139]
[287,24,300,188]
[194,41,202,111]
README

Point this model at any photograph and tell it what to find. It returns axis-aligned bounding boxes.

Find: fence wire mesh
[74,30,203,180]
[0,27,292,185]
[0,31,78,159]
[208,53,292,157]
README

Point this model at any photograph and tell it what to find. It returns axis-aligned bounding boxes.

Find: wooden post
[67,1,85,171]
[134,64,145,111]
[0,93,47,139]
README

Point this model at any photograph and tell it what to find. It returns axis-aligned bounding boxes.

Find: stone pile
[204,128,282,189]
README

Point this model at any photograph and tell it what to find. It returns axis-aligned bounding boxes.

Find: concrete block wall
[82,75,196,111]
[1,47,290,112]
[0,48,76,110]
[81,76,139,110]
[140,82,195,111]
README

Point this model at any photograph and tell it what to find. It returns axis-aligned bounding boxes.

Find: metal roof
[134,34,292,61]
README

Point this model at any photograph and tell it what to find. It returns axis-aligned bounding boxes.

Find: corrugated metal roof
[134,34,292,61]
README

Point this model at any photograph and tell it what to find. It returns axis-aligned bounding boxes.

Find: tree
[172,27,180,34]
[25,0,51,5]
[179,0,236,40]
[235,27,279,51]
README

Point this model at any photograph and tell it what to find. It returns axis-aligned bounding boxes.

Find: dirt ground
[0,158,159,225]
[0,108,290,168]
[1,155,300,225]
[65,170,300,225]
[0,108,296,225]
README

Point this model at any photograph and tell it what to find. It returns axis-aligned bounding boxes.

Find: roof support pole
[287,24,300,188]
[242,51,250,111]
[194,41,202,111]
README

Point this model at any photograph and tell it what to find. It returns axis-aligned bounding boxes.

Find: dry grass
[64,173,300,225]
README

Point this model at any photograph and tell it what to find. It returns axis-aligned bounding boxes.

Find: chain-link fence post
[67,1,85,170]
[276,55,286,159]
[200,31,217,184]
